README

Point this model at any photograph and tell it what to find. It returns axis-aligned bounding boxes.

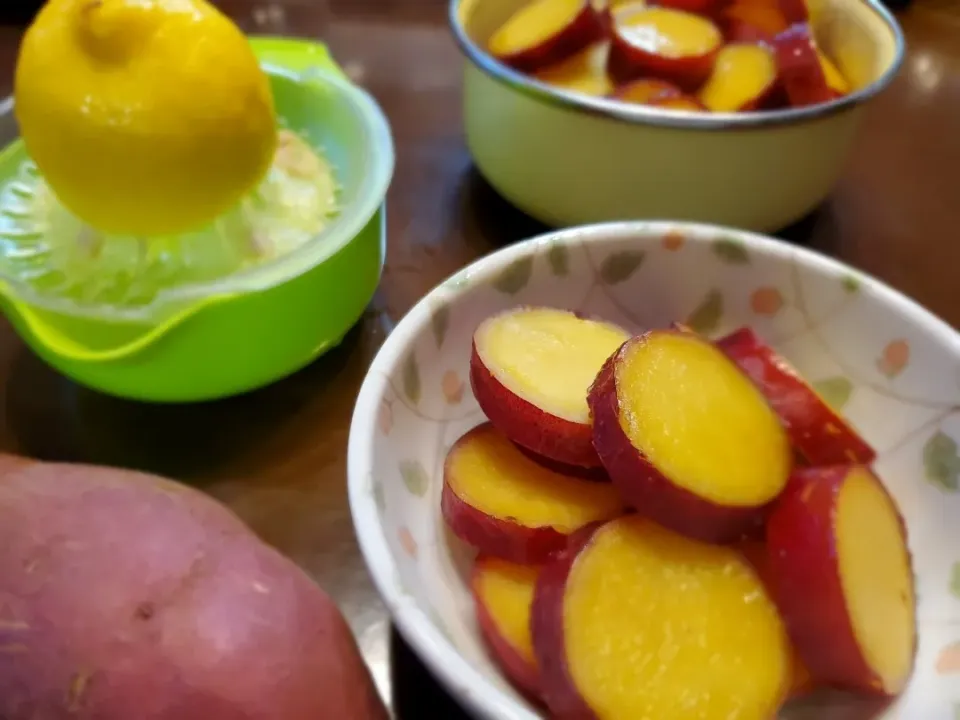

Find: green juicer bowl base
[3,208,385,402]
[0,39,394,402]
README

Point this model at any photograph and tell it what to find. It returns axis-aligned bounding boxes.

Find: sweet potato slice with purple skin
[766,465,917,696]
[818,47,850,95]
[778,0,809,24]
[737,540,816,699]
[536,41,614,97]
[698,42,779,112]
[610,77,683,105]
[608,6,722,90]
[588,330,792,543]
[721,0,788,44]
[773,22,835,107]
[514,444,611,482]
[442,423,625,563]
[470,307,630,469]
[654,0,724,13]
[472,557,543,700]
[716,326,876,465]
[532,516,791,719]
[489,0,611,74]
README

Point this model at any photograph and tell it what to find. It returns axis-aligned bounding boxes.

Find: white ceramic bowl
[451,0,905,233]
[349,222,960,720]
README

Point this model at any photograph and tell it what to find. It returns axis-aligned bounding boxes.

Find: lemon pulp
[0,129,338,311]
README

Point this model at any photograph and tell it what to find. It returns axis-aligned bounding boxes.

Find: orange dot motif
[750,287,784,316]
[877,339,910,378]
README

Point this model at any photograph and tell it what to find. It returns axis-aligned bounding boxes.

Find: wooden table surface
[0,1,958,716]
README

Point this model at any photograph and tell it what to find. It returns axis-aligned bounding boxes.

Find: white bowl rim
[347,220,960,720]
[448,0,906,130]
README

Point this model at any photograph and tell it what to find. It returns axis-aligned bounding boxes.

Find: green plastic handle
[5,38,347,365]
[250,37,350,81]
[5,291,232,363]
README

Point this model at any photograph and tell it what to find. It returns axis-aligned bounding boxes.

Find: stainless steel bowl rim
[448,0,906,130]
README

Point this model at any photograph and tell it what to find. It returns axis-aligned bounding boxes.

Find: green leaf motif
[599,251,645,285]
[399,460,429,498]
[842,274,861,294]
[685,289,724,335]
[812,376,853,411]
[955,704,960,720]
[402,353,421,405]
[431,305,450,349]
[923,431,960,492]
[492,257,534,295]
[443,270,470,292]
[373,481,386,514]
[949,561,960,601]
[713,237,750,264]
[546,241,569,277]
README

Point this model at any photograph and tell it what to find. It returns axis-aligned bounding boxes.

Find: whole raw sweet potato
[0,456,388,720]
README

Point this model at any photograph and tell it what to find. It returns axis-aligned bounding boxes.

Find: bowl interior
[350,223,960,720]
[456,0,900,93]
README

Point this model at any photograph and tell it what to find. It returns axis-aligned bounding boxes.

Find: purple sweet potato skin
[0,457,388,720]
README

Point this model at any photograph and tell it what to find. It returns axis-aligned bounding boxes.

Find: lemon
[14,0,277,236]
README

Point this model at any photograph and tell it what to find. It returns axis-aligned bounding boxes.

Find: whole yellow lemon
[15,0,277,236]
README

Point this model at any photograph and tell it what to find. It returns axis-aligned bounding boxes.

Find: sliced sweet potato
[472,556,542,699]
[442,423,625,563]
[514,444,611,482]
[738,540,816,699]
[608,6,723,89]
[817,46,850,95]
[773,22,835,107]
[532,516,791,719]
[610,77,684,105]
[652,0,724,14]
[610,0,648,18]
[612,79,706,110]
[536,41,614,96]
[489,0,611,73]
[721,0,788,43]
[588,330,792,543]
[470,306,630,468]
[766,465,917,696]
[778,0,809,24]
[716,326,876,465]
[723,19,773,44]
[698,42,779,112]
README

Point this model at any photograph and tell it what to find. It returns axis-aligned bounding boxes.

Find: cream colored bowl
[349,221,960,720]
[451,0,904,232]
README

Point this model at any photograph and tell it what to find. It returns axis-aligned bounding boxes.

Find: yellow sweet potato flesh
[475,558,540,665]
[490,0,587,56]
[477,307,629,424]
[615,332,790,505]
[564,516,790,719]
[836,467,916,692]
[447,425,623,531]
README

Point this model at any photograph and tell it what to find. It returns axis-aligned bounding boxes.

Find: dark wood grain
[0,1,958,716]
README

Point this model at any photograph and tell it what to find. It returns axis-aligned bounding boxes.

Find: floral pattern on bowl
[348,222,960,720]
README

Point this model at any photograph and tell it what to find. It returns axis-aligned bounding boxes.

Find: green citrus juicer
[0,38,394,402]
